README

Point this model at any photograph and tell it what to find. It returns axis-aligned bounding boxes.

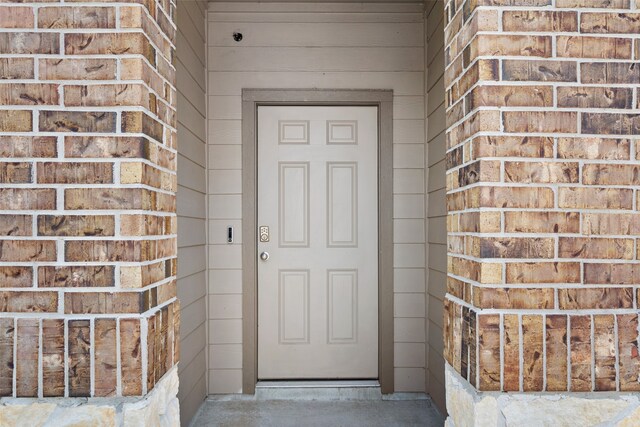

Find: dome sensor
[233,32,243,42]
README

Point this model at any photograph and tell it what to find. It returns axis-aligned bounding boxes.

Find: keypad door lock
[259,226,269,242]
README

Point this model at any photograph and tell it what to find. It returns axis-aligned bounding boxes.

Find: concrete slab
[191,399,445,427]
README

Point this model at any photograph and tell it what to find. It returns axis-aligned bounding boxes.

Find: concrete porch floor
[191,399,445,426]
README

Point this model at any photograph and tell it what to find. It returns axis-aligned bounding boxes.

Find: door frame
[241,89,394,394]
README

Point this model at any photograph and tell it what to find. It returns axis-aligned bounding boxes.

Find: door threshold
[255,380,382,401]
[256,380,380,389]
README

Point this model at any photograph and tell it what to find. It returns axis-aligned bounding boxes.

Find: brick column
[444,1,640,424]
[0,0,179,423]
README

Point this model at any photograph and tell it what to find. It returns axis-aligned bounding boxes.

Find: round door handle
[260,251,270,261]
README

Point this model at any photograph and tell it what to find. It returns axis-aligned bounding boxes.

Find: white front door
[257,106,378,379]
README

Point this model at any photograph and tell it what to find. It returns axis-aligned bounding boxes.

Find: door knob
[260,251,270,261]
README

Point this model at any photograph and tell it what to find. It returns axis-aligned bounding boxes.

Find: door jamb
[241,89,394,394]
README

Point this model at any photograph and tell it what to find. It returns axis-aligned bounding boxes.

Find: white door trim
[241,89,394,394]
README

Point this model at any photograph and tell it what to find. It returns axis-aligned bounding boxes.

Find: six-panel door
[257,106,379,379]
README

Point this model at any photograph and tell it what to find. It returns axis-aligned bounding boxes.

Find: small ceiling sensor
[233,32,243,42]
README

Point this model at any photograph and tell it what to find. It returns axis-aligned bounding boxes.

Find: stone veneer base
[0,366,179,427]
[445,364,640,427]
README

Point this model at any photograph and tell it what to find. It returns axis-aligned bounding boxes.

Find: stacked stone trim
[0,0,178,399]
[444,0,640,393]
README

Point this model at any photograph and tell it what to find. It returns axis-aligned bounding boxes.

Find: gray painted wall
[176,0,208,424]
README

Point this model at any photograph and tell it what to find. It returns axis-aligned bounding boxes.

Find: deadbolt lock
[259,226,269,242]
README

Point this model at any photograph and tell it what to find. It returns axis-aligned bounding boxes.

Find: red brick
[0,7,34,28]
[42,319,64,397]
[557,36,632,59]
[37,162,113,184]
[0,163,31,184]
[570,316,592,392]
[594,315,616,391]
[94,319,117,397]
[559,237,634,260]
[506,262,580,284]
[39,58,117,80]
[120,318,142,396]
[0,136,56,158]
[477,314,500,391]
[0,33,58,54]
[618,314,640,391]
[546,315,568,391]
[0,214,32,236]
[0,318,13,396]
[15,319,39,397]
[39,111,116,133]
[38,265,115,288]
[38,6,115,29]
[68,320,90,397]
[0,58,33,80]
[503,314,519,391]
[503,111,577,133]
[38,215,115,236]
[0,267,33,288]
[0,291,57,313]
[503,11,577,32]
[559,288,633,310]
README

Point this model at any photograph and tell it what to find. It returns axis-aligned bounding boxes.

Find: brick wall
[444,0,640,393]
[0,0,178,398]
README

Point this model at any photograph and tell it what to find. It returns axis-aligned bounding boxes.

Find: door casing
[241,89,394,394]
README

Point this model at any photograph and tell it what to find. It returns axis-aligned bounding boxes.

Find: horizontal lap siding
[426,0,447,413]
[207,2,427,393]
[177,0,208,424]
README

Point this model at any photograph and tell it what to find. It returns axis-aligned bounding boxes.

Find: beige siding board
[209,96,242,120]
[428,160,446,192]
[209,72,424,96]
[395,367,426,392]
[177,61,206,112]
[394,119,425,143]
[427,132,445,165]
[178,0,208,422]
[209,270,243,295]
[209,22,423,47]
[208,120,242,144]
[178,186,207,218]
[179,363,207,426]
[428,218,446,244]
[395,318,426,343]
[209,319,243,344]
[427,106,445,142]
[394,96,425,120]
[178,94,207,139]
[178,125,207,166]
[427,18,444,66]
[209,12,424,23]
[426,1,446,412]
[178,245,207,280]
[208,3,424,13]
[180,2,206,47]
[209,369,242,394]
[178,32,206,89]
[178,217,206,248]
[208,47,424,72]
[179,155,207,193]
[208,294,243,319]
[180,324,207,383]
[394,268,426,294]
[209,344,243,369]
[178,271,207,307]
